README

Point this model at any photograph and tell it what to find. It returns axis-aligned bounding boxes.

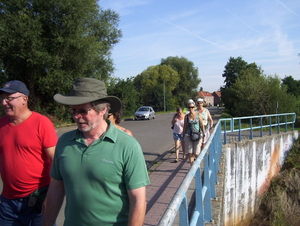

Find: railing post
[293,114,295,131]
[190,168,204,226]
[277,115,280,134]
[203,153,212,222]
[285,115,288,132]
[179,196,189,226]
[260,117,263,137]
[223,121,227,144]
[269,115,272,135]
[250,118,253,139]
[238,118,241,141]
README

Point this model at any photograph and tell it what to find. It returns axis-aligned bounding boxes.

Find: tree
[282,76,300,97]
[107,77,139,117]
[225,72,298,117]
[161,56,200,107]
[222,56,261,89]
[0,0,122,117]
[133,64,179,111]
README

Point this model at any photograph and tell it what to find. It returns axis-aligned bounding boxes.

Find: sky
[99,0,300,93]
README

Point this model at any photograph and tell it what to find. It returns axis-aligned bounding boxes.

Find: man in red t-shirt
[0,80,58,226]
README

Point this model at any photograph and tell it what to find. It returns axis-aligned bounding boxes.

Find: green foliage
[282,75,300,97]
[0,0,122,118]
[133,64,179,111]
[220,112,232,119]
[221,56,299,117]
[161,56,201,107]
[107,77,139,117]
[222,56,261,89]
[284,138,300,170]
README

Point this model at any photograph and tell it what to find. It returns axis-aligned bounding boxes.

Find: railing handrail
[158,113,296,226]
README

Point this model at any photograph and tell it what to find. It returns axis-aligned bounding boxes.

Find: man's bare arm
[127,186,147,226]
[44,146,56,161]
[42,179,65,226]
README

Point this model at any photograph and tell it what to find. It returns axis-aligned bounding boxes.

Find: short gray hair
[92,100,111,119]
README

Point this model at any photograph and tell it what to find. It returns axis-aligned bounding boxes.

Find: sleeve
[39,115,58,149]
[123,141,151,190]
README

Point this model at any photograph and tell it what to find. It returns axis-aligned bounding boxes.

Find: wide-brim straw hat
[54,78,121,113]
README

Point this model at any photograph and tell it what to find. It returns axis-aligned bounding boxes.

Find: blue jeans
[173,133,183,141]
[0,195,43,226]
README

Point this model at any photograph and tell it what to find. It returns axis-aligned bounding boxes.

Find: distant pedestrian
[182,100,206,165]
[108,109,133,136]
[196,98,214,147]
[171,107,186,162]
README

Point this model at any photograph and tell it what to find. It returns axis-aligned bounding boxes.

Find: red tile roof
[213,91,221,97]
[198,91,213,97]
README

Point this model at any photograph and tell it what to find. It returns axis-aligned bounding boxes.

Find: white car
[134,106,156,120]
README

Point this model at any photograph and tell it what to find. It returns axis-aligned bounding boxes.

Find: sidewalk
[145,149,190,226]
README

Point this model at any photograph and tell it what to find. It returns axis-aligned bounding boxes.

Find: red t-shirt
[0,112,58,199]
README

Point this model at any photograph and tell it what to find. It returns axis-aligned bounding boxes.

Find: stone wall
[222,131,299,226]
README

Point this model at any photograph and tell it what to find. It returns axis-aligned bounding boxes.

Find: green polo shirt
[51,121,150,226]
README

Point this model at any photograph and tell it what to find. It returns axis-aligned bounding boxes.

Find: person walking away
[0,80,58,226]
[171,107,186,162]
[42,78,150,226]
[182,100,206,165]
[108,109,133,136]
[196,98,214,147]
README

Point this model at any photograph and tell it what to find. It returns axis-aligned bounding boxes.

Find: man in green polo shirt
[42,78,150,226]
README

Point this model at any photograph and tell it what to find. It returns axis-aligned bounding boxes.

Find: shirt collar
[68,120,118,143]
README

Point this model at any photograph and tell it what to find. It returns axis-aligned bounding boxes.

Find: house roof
[213,91,221,97]
[198,91,213,97]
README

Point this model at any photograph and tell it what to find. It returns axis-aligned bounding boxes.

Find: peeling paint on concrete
[222,131,298,226]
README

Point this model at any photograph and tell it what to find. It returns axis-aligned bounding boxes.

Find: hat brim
[54,94,121,113]
[0,88,18,94]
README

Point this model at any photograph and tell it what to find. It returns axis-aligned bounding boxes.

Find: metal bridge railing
[221,113,296,144]
[158,113,296,226]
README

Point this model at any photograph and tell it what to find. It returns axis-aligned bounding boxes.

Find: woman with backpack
[182,100,206,165]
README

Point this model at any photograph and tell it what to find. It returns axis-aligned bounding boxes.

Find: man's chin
[77,125,92,132]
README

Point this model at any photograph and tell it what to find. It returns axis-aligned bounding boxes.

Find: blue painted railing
[158,113,296,226]
[222,113,296,144]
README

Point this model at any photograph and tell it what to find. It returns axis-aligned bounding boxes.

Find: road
[121,112,176,165]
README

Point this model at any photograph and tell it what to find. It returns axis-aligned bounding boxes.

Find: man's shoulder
[31,111,51,120]
[59,129,78,140]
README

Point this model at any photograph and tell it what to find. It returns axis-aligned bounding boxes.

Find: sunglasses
[188,106,195,109]
[69,107,94,116]
[0,96,25,102]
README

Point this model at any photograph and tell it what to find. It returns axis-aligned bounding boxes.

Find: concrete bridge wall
[221,131,299,226]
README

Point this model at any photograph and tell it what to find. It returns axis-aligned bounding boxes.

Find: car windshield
[138,107,149,111]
